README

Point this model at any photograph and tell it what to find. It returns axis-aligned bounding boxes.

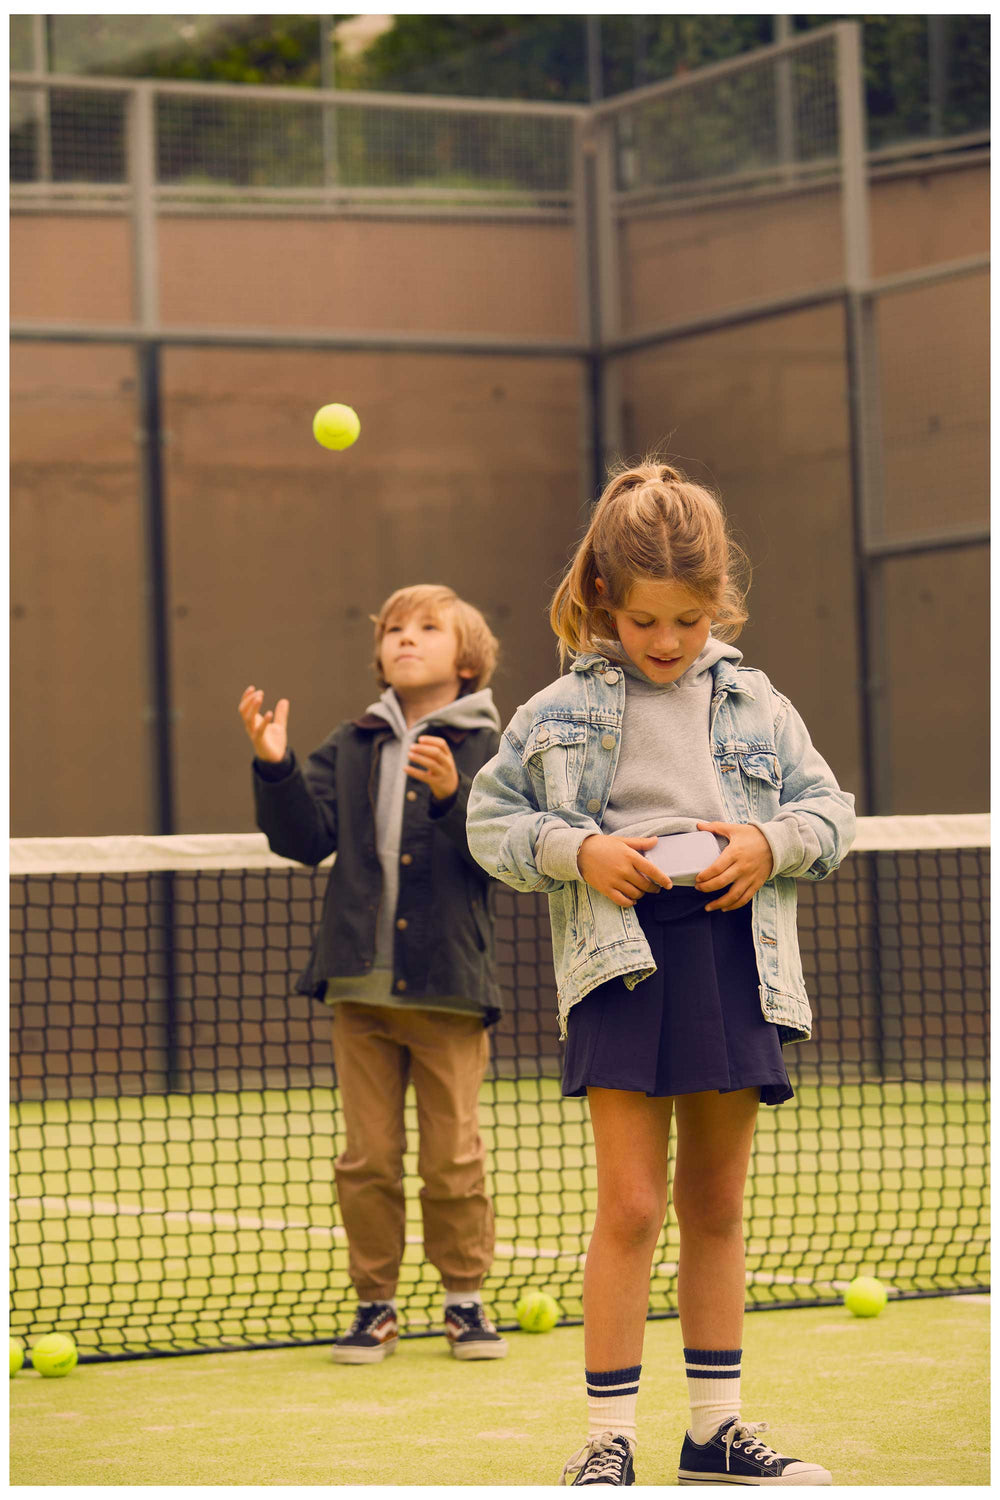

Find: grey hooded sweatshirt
[536,635,821,881]
[363,686,502,972]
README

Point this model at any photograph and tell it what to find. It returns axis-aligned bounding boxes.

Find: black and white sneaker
[678,1418,832,1485]
[560,1432,636,1486]
[330,1302,399,1364]
[444,1301,509,1360]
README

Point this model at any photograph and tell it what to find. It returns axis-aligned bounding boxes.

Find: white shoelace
[560,1432,631,1486]
[724,1421,780,1471]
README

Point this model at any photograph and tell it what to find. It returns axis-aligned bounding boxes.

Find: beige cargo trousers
[330,1000,495,1303]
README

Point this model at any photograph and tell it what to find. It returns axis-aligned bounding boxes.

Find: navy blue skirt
[562,885,793,1106]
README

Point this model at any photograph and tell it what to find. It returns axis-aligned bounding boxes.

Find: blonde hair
[549,460,750,665]
[372,584,499,693]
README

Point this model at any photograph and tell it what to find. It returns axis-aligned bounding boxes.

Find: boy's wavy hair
[549,460,750,666]
[372,584,499,694]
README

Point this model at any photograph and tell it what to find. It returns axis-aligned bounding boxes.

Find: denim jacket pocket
[737,749,783,817]
[521,719,588,810]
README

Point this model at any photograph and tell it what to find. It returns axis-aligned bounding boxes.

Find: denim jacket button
[587,798,601,813]
[604,670,620,684]
[601,733,616,750]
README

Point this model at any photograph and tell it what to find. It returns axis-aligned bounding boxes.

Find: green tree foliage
[45,15,324,86]
[11,14,988,188]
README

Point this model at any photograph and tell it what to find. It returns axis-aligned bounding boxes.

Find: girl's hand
[238,685,289,763]
[406,735,459,802]
[577,834,673,908]
[694,820,773,911]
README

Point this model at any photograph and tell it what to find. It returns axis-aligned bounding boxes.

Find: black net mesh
[9,835,989,1359]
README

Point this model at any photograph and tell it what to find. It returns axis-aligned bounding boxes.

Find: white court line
[12,1198,865,1284]
[11,1195,583,1262]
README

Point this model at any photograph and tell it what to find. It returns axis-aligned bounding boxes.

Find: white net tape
[8,814,989,876]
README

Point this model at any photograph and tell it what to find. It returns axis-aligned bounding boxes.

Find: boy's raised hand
[406,735,459,802]
[577,834,673,908]
[238,685,290,763]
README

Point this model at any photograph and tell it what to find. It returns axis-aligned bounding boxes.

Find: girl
[466,463,855,1486]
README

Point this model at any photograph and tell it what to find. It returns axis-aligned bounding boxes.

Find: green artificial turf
[9,1293,989,1486]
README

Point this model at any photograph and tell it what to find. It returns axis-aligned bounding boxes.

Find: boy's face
[379,606,471,699]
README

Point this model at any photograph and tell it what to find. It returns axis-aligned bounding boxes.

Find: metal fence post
[574,115,602,515]
[838,21,890,818]
[592,110,624,483]
[30,15,52,183]
[129,83,160,331]
[129,83,179,1085]
[319,15,339,187]
[774,15,794,172]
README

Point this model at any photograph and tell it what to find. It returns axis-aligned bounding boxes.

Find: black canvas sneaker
[444,1300,509,1359]
[330,1302,399,1364]
[678,1418,832,1485]
[560,1433,636,1486]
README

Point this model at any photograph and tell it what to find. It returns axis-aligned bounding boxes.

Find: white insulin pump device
[644,830,729,887]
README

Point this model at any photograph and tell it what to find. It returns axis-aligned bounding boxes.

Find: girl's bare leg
[583,1087,674,1370]
[672,1088,760,1349]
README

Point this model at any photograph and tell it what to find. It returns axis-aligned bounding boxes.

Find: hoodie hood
[364,686,502,741]
[609,634,742,690]
[364,685,500,979]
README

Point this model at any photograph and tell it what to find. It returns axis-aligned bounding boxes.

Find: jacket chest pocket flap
[737,749,782,811]
[522,719,588,809]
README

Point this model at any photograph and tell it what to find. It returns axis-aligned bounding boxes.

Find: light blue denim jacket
[467,650,856,1043]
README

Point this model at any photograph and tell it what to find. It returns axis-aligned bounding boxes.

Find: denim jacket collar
[569,648,756,703]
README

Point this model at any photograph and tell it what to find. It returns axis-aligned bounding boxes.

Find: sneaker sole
[448,1338,510,1361]
[678,1469,832,1486]
[330,1338,398,1365]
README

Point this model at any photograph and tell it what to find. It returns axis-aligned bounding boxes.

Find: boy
[238,584,507,1363]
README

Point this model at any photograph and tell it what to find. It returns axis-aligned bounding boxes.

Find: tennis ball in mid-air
[844,1276,888,1318]
[516,1290,560,1333]
[10,1339,24,1378]
[30,1333,79,1378]
[312,403,360,450]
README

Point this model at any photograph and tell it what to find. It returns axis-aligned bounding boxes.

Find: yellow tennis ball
[844,1276,888,1318]
[312,403,360,451]
[30,1333,78,1378]
[10,1339,24,1378]
[516,1290,560,1333]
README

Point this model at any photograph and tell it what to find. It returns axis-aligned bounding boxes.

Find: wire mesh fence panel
[11,77,582,338]
[607,32,846,335]
[10,82,129,186]
[616,37,839,199]
[8,822,990,1358]
[873,268,989,545]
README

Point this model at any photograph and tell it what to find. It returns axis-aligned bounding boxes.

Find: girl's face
[596,576,714,683]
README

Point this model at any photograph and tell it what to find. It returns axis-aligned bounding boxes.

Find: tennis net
[10,815,989,1359]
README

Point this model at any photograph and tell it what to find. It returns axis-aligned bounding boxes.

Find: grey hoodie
[537,635,821,879]
[365,686,502,972]
[601,635,734,840]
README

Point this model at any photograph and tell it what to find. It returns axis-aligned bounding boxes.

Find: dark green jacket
[252,713,503,1025]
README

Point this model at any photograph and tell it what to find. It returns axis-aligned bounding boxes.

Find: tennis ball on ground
[30,1333,79,1377]
[312,403,360,450]
[516,1290,561,1333]
[844,1276,888,1318]
[10,1339,24,1377]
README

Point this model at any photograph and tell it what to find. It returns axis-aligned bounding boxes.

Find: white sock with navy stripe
[586,1365,641,1444]
[684,1347,741,1443]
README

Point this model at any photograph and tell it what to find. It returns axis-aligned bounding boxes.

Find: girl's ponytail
[549,458,750,664]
